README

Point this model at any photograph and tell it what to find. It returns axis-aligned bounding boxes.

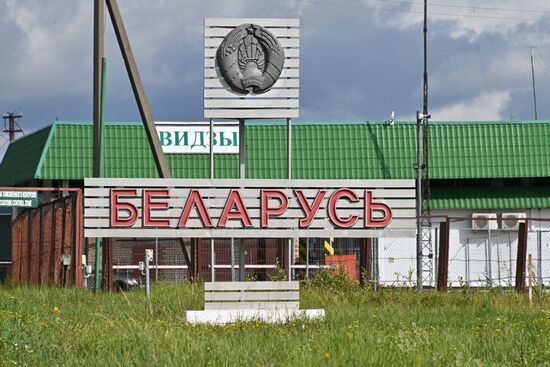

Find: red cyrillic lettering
[178,190,213,227]
[294,189,326,228]
[328,189,359,228]
[365,191,392,227]
[110,189,139,227]
[143,189,170,227]
[218,190,252,227]
[260,190,289,227]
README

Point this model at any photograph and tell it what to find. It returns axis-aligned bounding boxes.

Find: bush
[306,267,359,292]
[268,258,286,281]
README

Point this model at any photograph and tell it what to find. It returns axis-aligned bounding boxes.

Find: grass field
[0,277,548,366]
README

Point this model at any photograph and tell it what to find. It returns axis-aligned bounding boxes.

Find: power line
[367,0,550,16]
[293,0,545,22]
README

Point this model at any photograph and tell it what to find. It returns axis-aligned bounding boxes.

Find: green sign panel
[0,190,38,208]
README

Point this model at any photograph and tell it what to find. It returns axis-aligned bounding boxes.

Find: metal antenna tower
[416,0,433,289]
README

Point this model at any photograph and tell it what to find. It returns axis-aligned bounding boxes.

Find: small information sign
[0,190,38,208]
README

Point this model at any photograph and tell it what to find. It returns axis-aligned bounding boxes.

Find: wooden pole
[105,0,171,178]
[93,0,104,178]
[515,222,528,292]
[436,219,450,291]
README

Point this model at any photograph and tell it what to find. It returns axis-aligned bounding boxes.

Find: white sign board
[84,178,416,238]
[155,122,239,154]
[204,18,300,119]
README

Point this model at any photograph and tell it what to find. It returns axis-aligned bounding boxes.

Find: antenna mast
[530,47,538,120]
[416,0,433,289]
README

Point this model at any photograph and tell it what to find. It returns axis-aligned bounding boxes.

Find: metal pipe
[465,239,470,287]
[537,230,542,293]
[239,241,245,281]
[287,238,292,281]
[416,112,422,290]
[155,237,158,282]
[231,237,236,281]
[287,118,292,179]
[94,57,107,293]
[496,234,501,287]
[209,118,215,282]
[434,226,438,284]
[306,237,310,279]
[209,118,214,178]
[287,118,292,281]
[372,238,380,291]
[528,253,533,307]
[487,230,492,287]
[238,119,245,281]
[239,119,245,179]
[210,239,215,282]
[145,250,150,300]
[508,233,513,284]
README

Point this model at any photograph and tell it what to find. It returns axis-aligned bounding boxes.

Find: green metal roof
[430,123,550,179]
[4,120,550,181]
[1,120,550,210]
[430,186,550,210]
[0,125,53,186]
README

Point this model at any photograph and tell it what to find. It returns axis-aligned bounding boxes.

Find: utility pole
[2,112,23,142]
[2,112,23,222]
[93,0,105,178]
[93,0,105,293]
[530,47,538,121]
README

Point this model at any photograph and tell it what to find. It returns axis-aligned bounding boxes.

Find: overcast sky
[0,0,549,156]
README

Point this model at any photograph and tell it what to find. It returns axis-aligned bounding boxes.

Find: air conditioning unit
[472,213,498,231]
[501,213,526,231]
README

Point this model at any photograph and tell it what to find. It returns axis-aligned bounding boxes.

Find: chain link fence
[102,216,550,289]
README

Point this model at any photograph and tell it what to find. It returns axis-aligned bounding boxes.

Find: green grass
[0,282,548,366]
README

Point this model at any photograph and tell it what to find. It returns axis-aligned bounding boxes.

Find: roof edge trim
[34,124,57,179]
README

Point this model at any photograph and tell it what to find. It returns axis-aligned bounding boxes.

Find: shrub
[268,258,286,281]
[307,267,359,292]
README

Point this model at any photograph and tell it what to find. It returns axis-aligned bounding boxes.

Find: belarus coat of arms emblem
[216,24,285,94]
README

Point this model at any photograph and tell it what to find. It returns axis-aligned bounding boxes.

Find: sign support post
[287,118,292,281]
[209,118,215,282]
[238,118,246,281]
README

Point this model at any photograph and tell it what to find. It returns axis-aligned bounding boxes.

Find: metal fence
[446,218,549,289]
[102,217,550,289]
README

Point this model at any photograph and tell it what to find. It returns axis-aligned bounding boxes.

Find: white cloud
[0,0,548,135]
[0,1,92,102]
[431,90,511,121]
[370,0,550,41]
